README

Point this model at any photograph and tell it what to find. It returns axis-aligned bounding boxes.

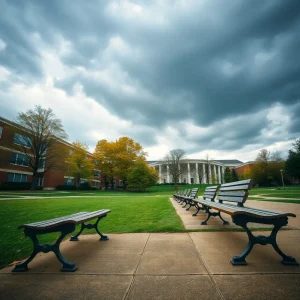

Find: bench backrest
[216,179,252,207]
[203,185,219,201]
[188,188,199,199]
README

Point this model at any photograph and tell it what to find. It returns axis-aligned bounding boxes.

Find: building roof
[213,159,244,165]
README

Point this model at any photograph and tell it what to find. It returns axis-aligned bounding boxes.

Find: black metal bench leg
[185,203,192,210]
[70,216,109,241]
[95,216,109,240]
[13,224,77,272]
[231,215,299,266]
[201,207,211,225]
[54,228,78,272]
[230,222,255,265]
[217,212,230,225]
[12,231,40,272]
[270,223,299,265]
[192,204,203,216]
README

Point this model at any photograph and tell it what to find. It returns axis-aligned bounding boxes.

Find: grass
[0,195,184,268]
[1,184,300,268]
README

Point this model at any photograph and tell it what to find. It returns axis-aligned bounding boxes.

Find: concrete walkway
[171,197,300,230]
[1,230,300,300]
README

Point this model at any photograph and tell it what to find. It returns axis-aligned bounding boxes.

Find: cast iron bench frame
[195,179,299,266]
[186,185,218,213]
[12,209,111,272]
[180,188,199,209]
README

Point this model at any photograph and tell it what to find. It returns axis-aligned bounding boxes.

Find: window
[14,133,31,148]
[93,181,100,188]
[94,170,100,177]
[36,177,44,187]
[8,173,27,182]
[80,179,88,184]
[0,125,3,138]
[191,178,194,184]
[10,153,29,167]
[64,178,74,185]
[38,158,45,169]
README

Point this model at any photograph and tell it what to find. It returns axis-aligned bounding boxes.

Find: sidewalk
[171,197,300,230]
[1,231,300,300]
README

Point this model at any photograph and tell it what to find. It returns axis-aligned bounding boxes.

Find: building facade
[0,116,105,190]
[149,159,226,184]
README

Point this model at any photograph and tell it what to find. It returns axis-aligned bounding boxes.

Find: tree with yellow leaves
[94,137,147,189]
[66,142,95,188]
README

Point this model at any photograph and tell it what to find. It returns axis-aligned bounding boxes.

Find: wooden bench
[195,180,299,266]
[173,189,191,203]
[180,188,199,209]
[187,185,218,214]
[13,209,111,272]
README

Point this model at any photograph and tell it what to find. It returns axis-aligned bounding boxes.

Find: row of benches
[173,179,299,266]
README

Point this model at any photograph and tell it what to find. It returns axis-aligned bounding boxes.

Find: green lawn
[1,184,300,269]
[0,195,184,269]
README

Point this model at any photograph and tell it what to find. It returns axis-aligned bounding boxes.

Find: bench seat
[19,210,111,230]
[194,199,296,219]
[13,209,111,272]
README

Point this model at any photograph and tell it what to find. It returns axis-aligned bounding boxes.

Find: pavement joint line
[122,233,151,300]
[188,232,226,300]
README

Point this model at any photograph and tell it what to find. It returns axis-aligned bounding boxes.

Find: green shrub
[0,182,32,190]
[56,185,77,191]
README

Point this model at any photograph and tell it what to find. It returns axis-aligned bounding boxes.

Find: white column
[187,163,191,184]
[159,165,162,184]
[213,165,217,184]
[208,164,211,184]
[178,164,181,183]
[196,163,199,184]
[202,163,206,184]
[167,165,170,183]
[218,166,221,183]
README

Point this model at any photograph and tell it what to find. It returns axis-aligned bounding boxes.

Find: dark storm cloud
[0,0,300,151]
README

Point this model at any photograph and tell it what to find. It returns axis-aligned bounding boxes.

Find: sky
[0,0,299,162]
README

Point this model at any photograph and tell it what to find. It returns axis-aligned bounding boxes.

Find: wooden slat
[220,184,251,191]
[19,209,111,229]
[195,199,296,219]
[220,179,252,188]
[217,196,245,203]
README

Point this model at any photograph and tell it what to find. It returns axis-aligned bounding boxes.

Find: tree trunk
[30,173,37,191]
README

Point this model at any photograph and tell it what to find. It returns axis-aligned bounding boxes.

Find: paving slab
[126,275,220,300]
[190,230,300,274]
[0,274,132,300]
[171,197,300,230]
[136,233,208,274]
[214,274,300,300]
[0,233,149,274]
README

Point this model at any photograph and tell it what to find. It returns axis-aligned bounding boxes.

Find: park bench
[180,188,199,209]
[195,179,299,266]
[174,189,191,203]
[189,185,219,214]
[12,209,111,272]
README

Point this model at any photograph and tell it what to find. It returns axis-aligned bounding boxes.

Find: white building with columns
[148,159,227,184]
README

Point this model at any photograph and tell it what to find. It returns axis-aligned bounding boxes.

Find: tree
[115,137,147,189]
[285,138,300,180]
[14,105,68,190]
[94,137,147,190]
[66,142,94,188]
[203,154,212,184]
[231,168,239,181]
[223,167,232,183]
[163,149,186,189]
[94,139,119,189]
[127,160,158,191]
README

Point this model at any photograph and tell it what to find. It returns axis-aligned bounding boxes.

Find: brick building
[0,116,105,190]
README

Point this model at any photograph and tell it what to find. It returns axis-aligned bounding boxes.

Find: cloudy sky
[0,0,299,162]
